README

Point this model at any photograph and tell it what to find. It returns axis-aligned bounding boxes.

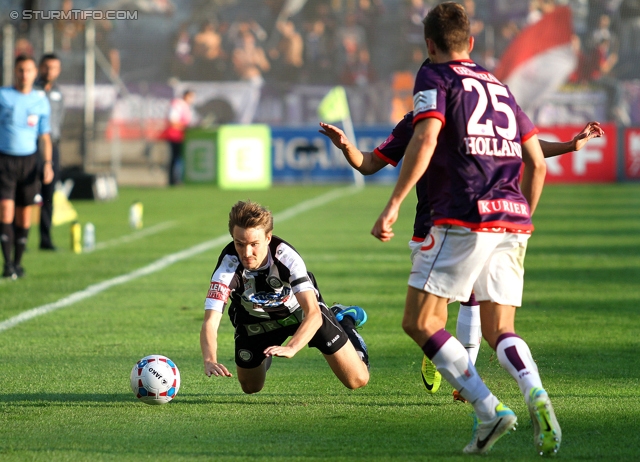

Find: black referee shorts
[0,152,39,206]
[234,304,349,369]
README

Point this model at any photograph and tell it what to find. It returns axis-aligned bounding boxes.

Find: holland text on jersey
[464,136,522,158]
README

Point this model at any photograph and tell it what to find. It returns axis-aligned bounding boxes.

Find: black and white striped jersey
[205,235,319,327]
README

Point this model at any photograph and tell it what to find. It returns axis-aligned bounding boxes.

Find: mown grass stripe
[0,186,361,333]
[92,220,177,251]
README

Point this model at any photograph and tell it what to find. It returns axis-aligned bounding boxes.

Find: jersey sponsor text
[207,282,230,302]
[478,199,529,217]
[464,136,522,158]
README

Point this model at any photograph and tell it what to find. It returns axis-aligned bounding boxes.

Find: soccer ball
[130,354,181,405]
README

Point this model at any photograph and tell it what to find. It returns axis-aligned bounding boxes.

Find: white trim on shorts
[407,225,529,306]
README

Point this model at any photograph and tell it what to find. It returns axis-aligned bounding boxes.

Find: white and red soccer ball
[130,355,181,405]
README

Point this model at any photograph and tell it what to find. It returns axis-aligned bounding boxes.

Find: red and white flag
[494,6,577,113]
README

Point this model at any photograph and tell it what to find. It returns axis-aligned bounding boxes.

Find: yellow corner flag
[318,86,350,122]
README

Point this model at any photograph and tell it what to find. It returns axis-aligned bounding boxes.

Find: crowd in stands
[4,0,639,123]
[167,0,384,88]
[7,0,639,86]
[164,0,636,122]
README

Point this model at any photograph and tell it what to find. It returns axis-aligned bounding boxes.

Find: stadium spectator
[301,18,336,84]
[192,21,227,81]
[595,37,629,124]
[320,115,603,401]
[574,31,630,124]
[371,4,560,455]
[161,90,196,186]
[340,47,376,86]
[227,18,268,49]
[617,0,640,78]
[231,30,270,123]
[527,0,544,24]
[302,0,338,40]
[494,19,520,59]
[527,0,557,21]
[14,38,34,59]
[591,13,613,47]
[463,0,486,64]
[0,56,52,279]
[56,0,83,52]
[268,20,304,83]
[200,200,370,394]
[464,0,484,37]
[170,22,194,80]
[336,12,367,58]
[34,53,64,251]
[95,17,120,81]
[402,0,433,64]
[231,30,270,82]
[354,0,385,53]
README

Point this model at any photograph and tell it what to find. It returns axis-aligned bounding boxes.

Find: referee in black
[0,55,52,279]
[34,53,64,251]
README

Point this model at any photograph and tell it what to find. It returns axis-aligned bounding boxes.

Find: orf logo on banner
[538,123,617,183]
[624,128,640,179]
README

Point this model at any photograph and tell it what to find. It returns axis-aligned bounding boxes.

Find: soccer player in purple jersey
[320,116,602,402]
[370,3,562,455]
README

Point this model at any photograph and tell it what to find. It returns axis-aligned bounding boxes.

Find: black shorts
[0,152,39,206]
[234,303,349,369]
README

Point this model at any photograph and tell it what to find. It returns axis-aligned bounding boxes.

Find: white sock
[427,330,498,421]
[496,334,543,403]
[456,303,481,364]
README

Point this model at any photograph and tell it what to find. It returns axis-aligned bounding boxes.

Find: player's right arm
[319,122,388,174]
[200,309,233,377]
[372,117,441,241]
[201,248,237,378]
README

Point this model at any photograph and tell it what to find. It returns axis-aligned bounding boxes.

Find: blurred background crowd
[6,0,637,86]
[1,0,638,179]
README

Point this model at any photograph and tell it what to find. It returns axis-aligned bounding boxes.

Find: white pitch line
[0,186,362,333]
[91,221,177,251]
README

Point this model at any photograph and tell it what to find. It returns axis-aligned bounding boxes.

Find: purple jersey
[374,112,432,240]
[413,59,537,232]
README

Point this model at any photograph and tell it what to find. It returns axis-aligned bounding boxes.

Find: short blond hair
[228,200,274,236]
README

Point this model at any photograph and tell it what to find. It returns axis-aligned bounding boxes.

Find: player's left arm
[372,117,441,242]
[521,134,547,216]
[39,133,54,185]
[263,289,323,359]
[539,121,604,158]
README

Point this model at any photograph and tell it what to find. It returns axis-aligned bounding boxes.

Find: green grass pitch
[1,183,639,461]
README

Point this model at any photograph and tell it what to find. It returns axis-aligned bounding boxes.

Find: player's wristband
[44,160,52,164]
